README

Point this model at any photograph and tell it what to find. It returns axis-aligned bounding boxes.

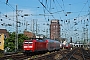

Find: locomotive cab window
[24,40,33,44]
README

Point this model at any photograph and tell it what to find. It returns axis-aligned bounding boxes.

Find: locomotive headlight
[24,46,27,48]
[60,44,62,47]
[29,46,33,48]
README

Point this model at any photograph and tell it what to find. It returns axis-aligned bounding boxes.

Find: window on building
[4,34,7,39]
[0,42,1,45]
[56,26,57,28]
[53,26,55,28]
[0,35,1,38]
[53,32,55,34]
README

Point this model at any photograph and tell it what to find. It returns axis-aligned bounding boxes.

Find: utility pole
[36,20,37,35]
[15,5,18,52]
[87,6,90,43]
[31,20,32,32]
[46,29,48,38]
[26,21,28,31]
[32,19,34,33]
[83,20,86,44]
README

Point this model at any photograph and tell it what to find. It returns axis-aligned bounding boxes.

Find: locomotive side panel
[35,42,47,51]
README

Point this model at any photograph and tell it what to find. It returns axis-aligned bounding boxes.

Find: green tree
[4,32,29,52]
[18,34,29,51]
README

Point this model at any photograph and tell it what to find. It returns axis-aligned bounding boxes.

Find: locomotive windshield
[24,40,33,44]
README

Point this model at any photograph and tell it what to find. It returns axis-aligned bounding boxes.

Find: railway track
[0,49,70,60]
[0,50,66,60]
[0,53,30,60]
[0,48,89,60]
[29,49,70,60]
[60,48,90,60]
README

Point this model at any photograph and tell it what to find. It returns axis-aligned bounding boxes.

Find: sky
[0,0,90,43]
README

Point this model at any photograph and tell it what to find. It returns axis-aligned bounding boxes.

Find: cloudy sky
[0,0,90,42]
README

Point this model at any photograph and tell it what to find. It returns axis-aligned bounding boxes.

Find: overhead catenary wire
[52,0,61,20]
[77,0,88,17]
[0,0,24,33]
[38,0,55,19]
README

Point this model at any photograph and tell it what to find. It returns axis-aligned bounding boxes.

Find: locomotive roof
[24,38,60,43]
[24,38,45,42]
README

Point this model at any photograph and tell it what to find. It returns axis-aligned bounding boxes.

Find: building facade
[50,19,60,40]
[24,31,35,38]
[0,29,9,38]
[0,29,9,51]
[0,33,4,50]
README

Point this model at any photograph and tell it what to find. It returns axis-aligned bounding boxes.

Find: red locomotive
[23,38,60,54]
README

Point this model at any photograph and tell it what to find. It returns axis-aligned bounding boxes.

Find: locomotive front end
[23,40,34,52]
